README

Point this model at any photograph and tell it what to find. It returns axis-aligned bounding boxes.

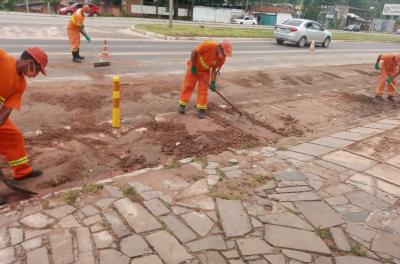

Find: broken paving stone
[160,214,197,243]
[206,161,220,169]
[330,227,351,252]
[365,209,393,229]
[198,251,228,264]
[314,256,332,264]
[146,230,193,264]
[45,205,76,219]
[366,163,400,187]
[120,234,152,257]
[0,247,14,264]
[104,210,131,238]
[27,247,48,264]
[295,201,345,229]
[131,255,163,264]
[345,223,378,242]
[217,198,252,238]
[311,137,354,149]
[79,205,99,217]
[282,249,312,263]
[324,184,354,196]
[221,165,240,172]
[204,168,217,175]
[322,150,376,171]
[269,192,321,202]
[95,198,116,209]
[236,237,273,255]
[83,214,103,226]
[181,212,214,237]
[20,213,55,229]
[274,168,306,181]
[9,227,23,245]
[177,195,215,210]
[264,224,331,254]
[22,237,41,251]
[376,180,400,198]
[176,179,209,199]
[58,215,82,228]
[258,212,314,231]
[330,131,371,141]
[164,179,190,191]
[371,232,400,259]
[263,254,286,264]
[49,230,74,264]
[186,235,227,252]
[222,249,240,259]
[248,260,268,264]
[333,204,369,223]
[363,122,398,130]
[277,181,308,187]
[171,206,191,215]
[256,181,276,192]
[93,230,116,249]
[335,256,381,264]
[346,191,390,212]
[207,174,220,186]
[114,198,161,233]
[99,249,130,264]
[289,142,335,157]
[225,170,242,178]
[276,151,314,162]
[275,186,312,193]
[76,227,92,253]
[143,199,170,216]
[251,217,263,228]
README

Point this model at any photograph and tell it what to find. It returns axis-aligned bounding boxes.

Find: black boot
[178,104,185,114]
[77,49,85,60]
[375,95,383,102]
[0,196,5,206]
[388,95,395,102]
[72,51,82,63]
[198,109,206,119]
[16,168,43,181]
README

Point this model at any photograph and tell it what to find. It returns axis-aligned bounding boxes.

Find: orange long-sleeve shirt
[0,49,26,110]
[192,41,225,72]
[68,8,85,30]
[380,54,398,72]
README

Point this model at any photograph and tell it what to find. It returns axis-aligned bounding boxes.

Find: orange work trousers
[179,66,210,110]
[67,27,80,52]
[0,119,32,179]
[376,68,397,97]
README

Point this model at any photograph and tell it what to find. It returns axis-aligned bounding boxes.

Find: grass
[351,242,367,256]
[82,183,103,194]
[255,174,267,184]
[63,190,80,205]
[192,175,203,181]
[165,160,182,169]
[315,228,332,239]
[136,24,400,42]
[217,169,226,180]
[123,186,142,202]
[136,24,273,38]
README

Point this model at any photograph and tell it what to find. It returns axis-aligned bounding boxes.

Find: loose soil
[2,64,398,200]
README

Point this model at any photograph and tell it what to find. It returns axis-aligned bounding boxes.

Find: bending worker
[67,4,91,63]
[178,40,232,119]
[0,47,47,181]
[374,53,400,101]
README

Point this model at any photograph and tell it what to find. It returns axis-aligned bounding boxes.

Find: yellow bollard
[112,76,120,128]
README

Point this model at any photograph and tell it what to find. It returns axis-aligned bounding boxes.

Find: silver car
[274,19,332,48]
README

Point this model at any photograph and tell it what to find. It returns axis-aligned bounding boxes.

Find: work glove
[209,80,217,92]
[387,76,394,84]
[374,63,380,70]
[84,34,91,43]
[191,66,196,74]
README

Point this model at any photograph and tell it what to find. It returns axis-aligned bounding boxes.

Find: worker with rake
[374,53,400,102]
[178,40,232,119]
[0,47,48,199]
[67,4,92,63]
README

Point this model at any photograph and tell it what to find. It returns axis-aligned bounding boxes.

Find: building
[249,4,293,25]
[319,5,373,30]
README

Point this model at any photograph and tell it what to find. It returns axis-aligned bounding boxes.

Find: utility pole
[25,0,29,13]
[169,0,173,28]
[47,0,51,13]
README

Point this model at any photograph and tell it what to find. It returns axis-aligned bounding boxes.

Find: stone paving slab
[289,143,335,156]
[346,191,390,212]
[159,214,197,243]
[363,122,398,130]
[264,224,331,254]
[365,163,400,186]
[330,131,371,141]
[349,127,384,135]
[295,201,345,229]
[269,192,321,202]
[275,151,314,162]
[322,151,377,171]
[258,212,314,231]
[310,137,354,149]
[335,256,381,264]
[216,199,252,238]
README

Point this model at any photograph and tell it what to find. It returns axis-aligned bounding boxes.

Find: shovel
[197,74,244,116]
[0,170,37,195]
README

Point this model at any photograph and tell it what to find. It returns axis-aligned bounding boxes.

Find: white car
[233,16,257,25]
[274,19,332,48]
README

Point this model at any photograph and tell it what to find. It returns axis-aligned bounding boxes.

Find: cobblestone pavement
[1,118,400,264]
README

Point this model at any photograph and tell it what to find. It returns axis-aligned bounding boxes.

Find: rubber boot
[77,49,85,60]
[388,95,395,102]
[178,104,185,114]
[198,109,206,119]
[16,168,43,181]
[375,95,383,102]
[72,51,82,63]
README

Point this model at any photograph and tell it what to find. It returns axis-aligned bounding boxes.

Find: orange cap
[26,47,48,75]
[82,5,90,13]
[221,40,232,57]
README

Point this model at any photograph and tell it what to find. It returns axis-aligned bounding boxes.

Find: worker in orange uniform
[0,47,48,192]
[178,40,232,119]
[67,5,91,63]
[374,53,400,102]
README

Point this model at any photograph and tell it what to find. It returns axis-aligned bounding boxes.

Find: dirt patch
[252,72,274,86]
[119,155,158,172]
[281,75,300,85]
[296,75,314,85]
[354,70,379,77]
[321,72,344,79]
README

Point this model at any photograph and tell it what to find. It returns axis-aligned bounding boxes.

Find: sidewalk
[1,117,400,264]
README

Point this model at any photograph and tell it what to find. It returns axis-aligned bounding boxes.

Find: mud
[3,63,397,201]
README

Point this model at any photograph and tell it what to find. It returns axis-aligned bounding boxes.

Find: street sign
[383,4,400,16]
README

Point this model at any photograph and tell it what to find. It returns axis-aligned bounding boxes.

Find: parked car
[233,16,257,25]
[344,24,360,32]
[274,19,332,48]
[59,3,101,16]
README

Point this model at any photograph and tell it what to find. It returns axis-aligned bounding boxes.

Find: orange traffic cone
[309,40,315,53]
[100,40,111,58]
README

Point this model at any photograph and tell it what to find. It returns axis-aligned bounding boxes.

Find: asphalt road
[1,12,399,81]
